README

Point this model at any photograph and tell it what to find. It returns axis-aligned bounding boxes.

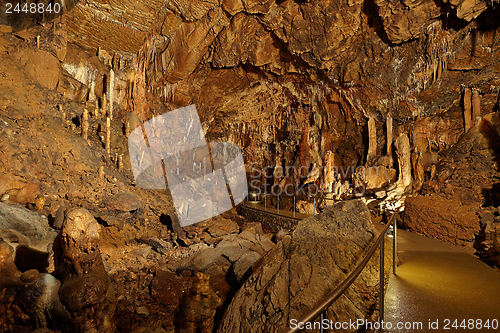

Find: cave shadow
[361,0,392,46]
[493,91,500,114]
[362,120,370,165]
[474,4,500,31]
[479,119,500,207]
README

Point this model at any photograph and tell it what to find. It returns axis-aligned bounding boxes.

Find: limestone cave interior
[1,0,500,332]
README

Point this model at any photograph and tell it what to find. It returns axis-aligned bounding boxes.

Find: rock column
[108,69,115,120]
[367,115,377,162]
[395,133,412,192]
[463,87,472,132]
[472,89,481,126]
[386,114,393,155]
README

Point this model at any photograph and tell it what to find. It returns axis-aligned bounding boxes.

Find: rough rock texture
[403,114,500,254]
[218,200,389,333]
[403,194,480,248]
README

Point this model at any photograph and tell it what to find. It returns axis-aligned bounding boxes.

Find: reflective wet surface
[383,229,500,332]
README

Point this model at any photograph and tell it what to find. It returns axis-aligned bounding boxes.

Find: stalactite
[472,89,481,125]
[102,93,107,118]
[386,114,393,155]
[82,109,89,140]
[108,69,115,120]
[106,117,111,158]
[367,115,377,162]
[463,87,472,132]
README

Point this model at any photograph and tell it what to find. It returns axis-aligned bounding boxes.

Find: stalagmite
[322,151,335,193]
[94,100,99,117]
[108,69,115,120]
[411,146,424,192]
[98,166,104,178]
[395,133,412,192]
[386,114,393,155]
[463,87,472,132]
[82,109,89,140]
[58,104,64,118]
[118,154,123,172]
[102,93,107,118]
[88,81,96,103]
[36,35,40,49]
[472,89,481,125]
[106,117,111,158]
[367,115,377,163]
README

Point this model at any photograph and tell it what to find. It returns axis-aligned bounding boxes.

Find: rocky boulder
[402,194,480,249]
[0,202,58,273]
[217,200,388,333]
[97,192,144,227]
[171,230,274,284]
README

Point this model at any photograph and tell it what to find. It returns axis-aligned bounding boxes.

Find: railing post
[380,236,385,322]
[320,309,328,333]
[293,196,296,218]
[264,193,267,211]
[393,213,397,275]
[277,195,280,214]
[313,197,316,214]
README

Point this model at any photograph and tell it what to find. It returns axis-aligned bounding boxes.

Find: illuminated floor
[383,229,500,332]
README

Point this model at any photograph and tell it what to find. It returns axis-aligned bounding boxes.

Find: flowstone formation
[179,272,221,333]
[52,208,116,333]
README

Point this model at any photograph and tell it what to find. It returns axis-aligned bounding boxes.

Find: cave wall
[60,0,500,179]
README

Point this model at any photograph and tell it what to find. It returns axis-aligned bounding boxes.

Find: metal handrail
[241,201,303,221]
[284,212,397,333]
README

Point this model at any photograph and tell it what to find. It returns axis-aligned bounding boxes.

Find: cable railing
[283,212,398,333]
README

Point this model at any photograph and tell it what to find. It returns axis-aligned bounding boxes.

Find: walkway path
[243,201,500,332]
[384,229,500,332]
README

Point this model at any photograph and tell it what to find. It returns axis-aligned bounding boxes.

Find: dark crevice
[479,118,500,207]
[362,0,392,46]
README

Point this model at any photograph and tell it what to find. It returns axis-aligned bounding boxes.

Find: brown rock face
[53,208,116,333]
[375,0,441,44]
[0,242,20,296]
[13,49,61,89]
[150,270,183,306]
[0,175,40,204]
[402,195,481,248]
[212,13,280,68]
